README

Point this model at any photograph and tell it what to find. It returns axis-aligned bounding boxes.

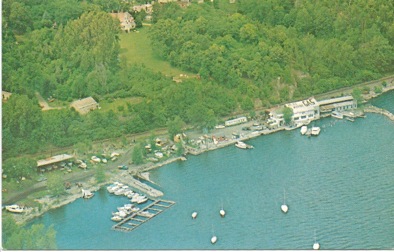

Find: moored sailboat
[281,189,288,213]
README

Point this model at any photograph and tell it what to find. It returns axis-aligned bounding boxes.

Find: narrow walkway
[112,199,175,232]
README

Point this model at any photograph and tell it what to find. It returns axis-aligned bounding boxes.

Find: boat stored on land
[5,205,24,213]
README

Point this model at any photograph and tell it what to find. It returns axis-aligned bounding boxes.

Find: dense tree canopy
[2,0,394,160]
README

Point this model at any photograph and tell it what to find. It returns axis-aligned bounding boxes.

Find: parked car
[118,165,128,170]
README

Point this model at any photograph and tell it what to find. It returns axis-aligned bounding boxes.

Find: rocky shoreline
[6,78,394,225]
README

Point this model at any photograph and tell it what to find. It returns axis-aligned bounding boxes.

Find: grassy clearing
[119,28,194,77]
[99,97,143,113]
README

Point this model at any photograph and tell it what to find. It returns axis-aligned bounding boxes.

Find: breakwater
[364,105,394,121]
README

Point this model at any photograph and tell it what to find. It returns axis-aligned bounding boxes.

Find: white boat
[114,188,126,195]
[137,196,148,204]
[331,111,343,119]
[131,207,140,212]
[82,189,94,199]
[220,201,226,217]
[107,185,119,193]
[311,127,321,136]
[192,212,198,219]
[5,205,24,213]
[117,211,127,218]
[211,225,217,244]
[211,236,217,244]
[313,230,320,250]
[111,215,123,222]
[235,141,254,149]
[300,126,308,135]
[139,211,154,218]
[281,189,288,214]
[124,204,134,211]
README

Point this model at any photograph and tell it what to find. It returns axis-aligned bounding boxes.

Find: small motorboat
[300,126,308,135]
[211,236,217,244]
[137,196,148,204]
[311,127,321,136]
[131,207,140,212]
[219,209,226,217]
[5,205,24,213]
[111,215,122,222]
[192,212,198,219]
[235,141,253,149]
[82,189,94,199]
[139,211,154,218]
[331,111,343,119]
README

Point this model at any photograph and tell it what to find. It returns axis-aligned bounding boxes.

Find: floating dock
[112,199,175,232]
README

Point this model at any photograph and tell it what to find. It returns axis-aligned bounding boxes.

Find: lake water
[29,91,394,250]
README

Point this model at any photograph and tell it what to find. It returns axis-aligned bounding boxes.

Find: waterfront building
[317,96,357,116]
[270,96,357,126]
[285,97,320,125]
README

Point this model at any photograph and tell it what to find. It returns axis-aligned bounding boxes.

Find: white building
[285,97,320,125]
[225,116,247,127]
[317,96,357,115]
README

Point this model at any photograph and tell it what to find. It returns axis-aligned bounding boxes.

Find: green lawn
[99,97,143,113]
[119,28,194,77]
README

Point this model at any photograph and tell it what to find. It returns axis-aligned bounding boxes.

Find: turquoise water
[29,92,394,250]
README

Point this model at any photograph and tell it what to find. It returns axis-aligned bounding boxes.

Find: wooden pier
[112,199,175,232]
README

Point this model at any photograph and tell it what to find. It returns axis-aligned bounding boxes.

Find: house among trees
[2,91,12,102]
[132,4,153,14]
[109,12,136,32]
[70,97,99,114]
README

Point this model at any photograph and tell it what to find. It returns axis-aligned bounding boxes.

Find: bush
[374,86,383,94]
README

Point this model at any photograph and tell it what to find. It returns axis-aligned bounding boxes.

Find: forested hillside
[150,0,394,98]
[2,0,394,160]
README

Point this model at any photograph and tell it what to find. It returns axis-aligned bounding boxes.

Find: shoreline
[5,79,394,225]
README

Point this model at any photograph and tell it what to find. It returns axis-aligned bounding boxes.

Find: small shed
[2,91,12,102]
[70,97,99,115]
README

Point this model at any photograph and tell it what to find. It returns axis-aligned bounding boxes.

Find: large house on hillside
[109,12,136,32]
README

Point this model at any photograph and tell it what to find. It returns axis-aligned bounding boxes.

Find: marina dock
[115,175,164,197]
[112,199,175,232]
